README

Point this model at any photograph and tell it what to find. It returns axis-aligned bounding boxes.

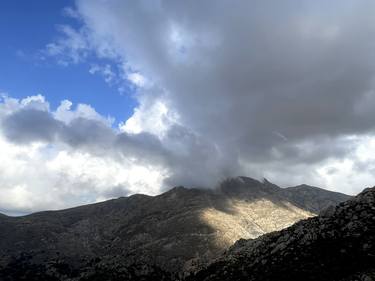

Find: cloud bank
[0,94,236,214]
[2,0,375,213]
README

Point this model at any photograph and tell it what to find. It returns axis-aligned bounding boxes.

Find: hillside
[0,177,350,280]
[190,186,375,281]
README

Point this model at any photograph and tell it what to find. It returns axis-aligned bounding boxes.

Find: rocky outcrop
[0,177,350,280]
[189,187,375,281]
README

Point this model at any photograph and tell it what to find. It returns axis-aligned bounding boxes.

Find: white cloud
[20,94,50,111]
[44,25,90,65]
[0,136,60,213]
[0,95,169,214]
[119,97,177,138]
[89,64,117,84]
[0,134,166,214]
[54,99,114,126]
[0,94,49,117]
[127,72,147,87]
[47,150,168,197]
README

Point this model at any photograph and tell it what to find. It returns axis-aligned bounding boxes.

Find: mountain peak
[163,185,191,197]
[218,176,280,198]
[169,185,188,192]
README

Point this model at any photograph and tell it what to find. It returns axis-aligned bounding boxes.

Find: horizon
[0,175,356,217]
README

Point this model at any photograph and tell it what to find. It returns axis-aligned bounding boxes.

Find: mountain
[279,184,352,213]
[0,177,350,280]
[190,186,375,281]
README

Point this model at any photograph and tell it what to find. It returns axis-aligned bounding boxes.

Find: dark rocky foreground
[189,187,375,281]
[0,177,350,280]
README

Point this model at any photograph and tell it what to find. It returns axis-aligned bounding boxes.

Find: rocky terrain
[279,183,350,213]
[190,186,375,281]
[0,177,350,280]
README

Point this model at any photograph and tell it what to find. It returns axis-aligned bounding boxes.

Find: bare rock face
[190,187,375,281]
[0,177,350,280]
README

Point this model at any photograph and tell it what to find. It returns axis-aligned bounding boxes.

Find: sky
[0,1,136,122]
[1,0,375,215]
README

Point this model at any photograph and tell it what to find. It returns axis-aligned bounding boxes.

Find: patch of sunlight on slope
[200,198,315,248]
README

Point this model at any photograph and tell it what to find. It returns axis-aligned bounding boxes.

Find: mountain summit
[0,177,350,280]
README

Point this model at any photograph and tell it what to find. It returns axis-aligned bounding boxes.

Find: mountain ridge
[0,177,348,218]
[0,177,351,280]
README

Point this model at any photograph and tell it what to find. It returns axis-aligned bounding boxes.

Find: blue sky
[0,0,136,125]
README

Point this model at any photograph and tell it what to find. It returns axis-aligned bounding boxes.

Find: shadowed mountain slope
[280,184,352,213]
[190,186,375,281]
[0,177,350,280]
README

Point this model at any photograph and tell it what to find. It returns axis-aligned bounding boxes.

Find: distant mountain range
[0,177,352,280]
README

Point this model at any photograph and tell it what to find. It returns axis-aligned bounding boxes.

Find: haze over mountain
[0,177,350,280]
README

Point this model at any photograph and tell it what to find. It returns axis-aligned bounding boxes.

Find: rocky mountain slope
[0,177,350,280]
[190,186,375,281]
[280,183,351,213]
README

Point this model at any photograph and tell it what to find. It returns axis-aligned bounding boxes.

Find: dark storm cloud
[2,109,63,143]
[163,1,375,153]
[75,0,375,171]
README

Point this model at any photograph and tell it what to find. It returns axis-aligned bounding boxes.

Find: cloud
[1,95,238,186]
[0,92,374,214]
[0,95,169,213]
[0,94,239,213]
[67,0,375,188]
[3,1,375,213]
[2,109,62,143]
[44,25,90,65]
